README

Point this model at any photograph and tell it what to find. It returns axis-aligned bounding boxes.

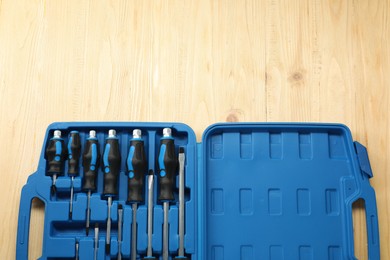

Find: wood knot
[288,70,306,86]
[226,109,243,122]
[291,72,303,81]
[226,114,238,122]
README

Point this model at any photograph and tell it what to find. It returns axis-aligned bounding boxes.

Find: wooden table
[0,1,388,259]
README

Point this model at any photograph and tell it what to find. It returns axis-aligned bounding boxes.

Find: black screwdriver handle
[157,136,178,202]
[46,133,67,175]
[82,135,100,191]
[68,131,81,176]
[126,137,147,203]
[103,132,121,196]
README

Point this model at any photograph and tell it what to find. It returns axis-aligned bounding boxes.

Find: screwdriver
[126,129,147,260]
[46,130,67,195]
[82,130,100,236]
[67,131,81,219]
[143,170,156,260]
[103,129,121,253]
[174,147,188,260]
[158,128,178,260]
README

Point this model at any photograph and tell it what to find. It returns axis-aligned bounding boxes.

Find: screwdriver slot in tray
[51,221,96,237]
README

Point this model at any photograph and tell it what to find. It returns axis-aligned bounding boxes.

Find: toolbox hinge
[354,141,373,178]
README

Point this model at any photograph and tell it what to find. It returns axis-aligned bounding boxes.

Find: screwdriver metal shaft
[94,224,99,260]
[142,171,156,260]
[69,177,75,218]
[51,174,57,195]
[75,241,79,260]
[106,196,112,252]
[173,148,188,260]
[177,148,186,257]
[131,203,137,260]
[118,204,123,260]
[86,190,91,233]
[146,172,155,259]
[163,202,169,260]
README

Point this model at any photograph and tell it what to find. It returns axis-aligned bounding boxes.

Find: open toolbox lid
[199,123,379,260]
[16,122,379,260]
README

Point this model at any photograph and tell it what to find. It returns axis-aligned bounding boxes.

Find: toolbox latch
[354,141,373,178]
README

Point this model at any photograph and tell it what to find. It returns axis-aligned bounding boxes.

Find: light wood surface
[0,1,388,259]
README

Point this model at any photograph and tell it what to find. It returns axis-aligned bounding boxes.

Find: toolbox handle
[16,176,42,260]
[350,188,380,259]
[362,189,380,260]
[352,142,380,259]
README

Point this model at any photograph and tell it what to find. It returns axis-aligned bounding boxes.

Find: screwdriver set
[17,122,380,259]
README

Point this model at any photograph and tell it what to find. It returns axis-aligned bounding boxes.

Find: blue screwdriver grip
[103,138,121,196]
[46,137,67,175]
[126,138,147,203]
[68,131,81,176]
[82,138,100,191]
[157,138,177,202]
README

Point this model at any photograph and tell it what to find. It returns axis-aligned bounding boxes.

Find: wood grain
[0,0,388,259]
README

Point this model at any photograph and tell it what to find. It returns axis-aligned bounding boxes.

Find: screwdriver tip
[86,227,89,236]
[105,244,110,254]
[69,212,72,219]
[179,147,185,153]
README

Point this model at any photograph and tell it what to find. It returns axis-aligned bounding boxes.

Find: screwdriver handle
[46,131,67,175]
[82,133,100,191]
[68,131,81,176]
[126,133,147,203]
[103,131,121,196]
[157,130,178,202]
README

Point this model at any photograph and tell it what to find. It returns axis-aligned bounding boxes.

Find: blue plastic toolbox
[16,122,380,260]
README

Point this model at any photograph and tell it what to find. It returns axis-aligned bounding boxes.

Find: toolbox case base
[17,122,380,260]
